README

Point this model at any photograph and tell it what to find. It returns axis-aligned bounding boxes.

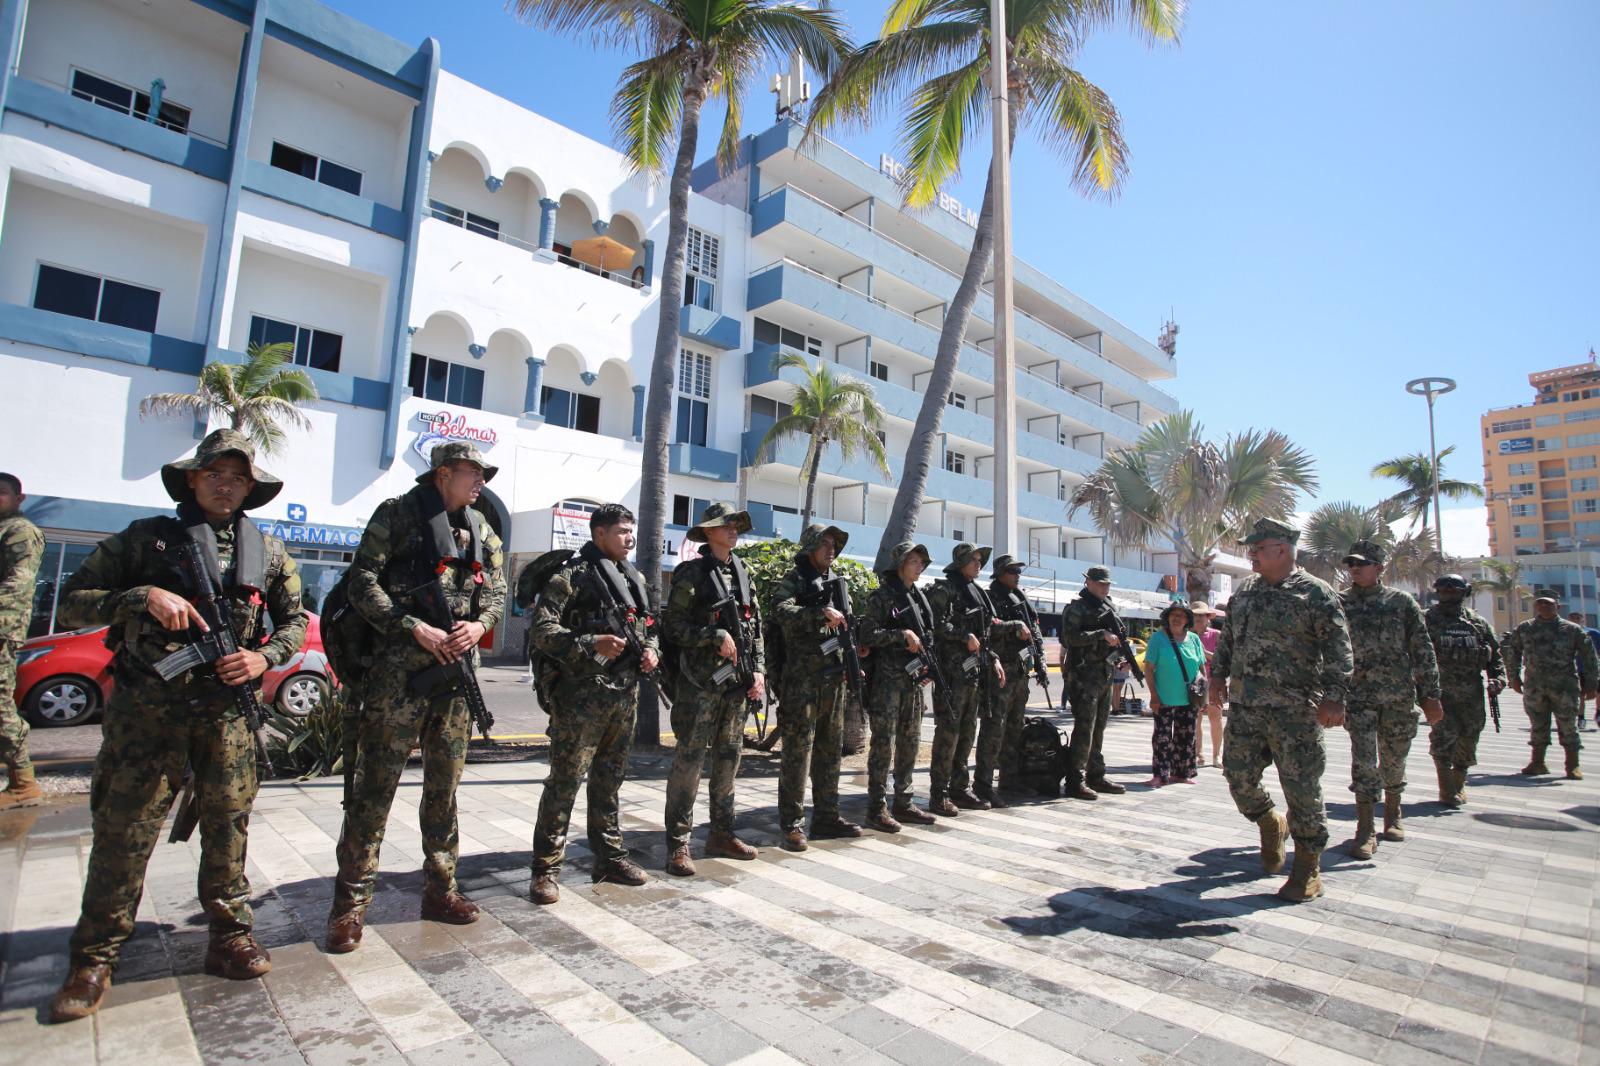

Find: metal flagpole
[989,0,1017,558]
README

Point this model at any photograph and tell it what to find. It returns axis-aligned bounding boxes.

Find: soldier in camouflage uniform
[925,543,1007,816]
[979,555,1043,803]
[772,524,861,851]
[1058,565,1130,801]
[661,503,765,877]
[528,504,658,904]
[0,472,46,810]
[49,431,308,1023]
[1425,574,1505,806]
[1209,519,1353,903]
[326,442,505,953]
[1337,540,1442,857]
[858,541,938,831]
[1504,592,1598,781]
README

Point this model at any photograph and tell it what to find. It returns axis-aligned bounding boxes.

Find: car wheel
[23,675,102,728]
[276,673,330,717]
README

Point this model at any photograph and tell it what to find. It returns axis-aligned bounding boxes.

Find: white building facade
[1,0,1181,657]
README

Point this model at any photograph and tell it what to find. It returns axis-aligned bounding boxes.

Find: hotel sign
[413,410,500,463]
[1498,437,1534,455]
[878,154,979,227]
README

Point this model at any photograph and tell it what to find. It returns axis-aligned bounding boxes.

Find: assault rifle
[586,564,671,710]
[157,541,275,843]
[819,576,866,697]
[706,567,759,693]
[408,573,495,745]
[1105,610,1146,687]
[890,594,946,692]
[999,590,1054,710]
[960,602,1004,698]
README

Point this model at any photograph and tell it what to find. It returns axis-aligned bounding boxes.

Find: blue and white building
[0,0,1181,656]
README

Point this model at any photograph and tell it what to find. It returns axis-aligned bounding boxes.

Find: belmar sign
[879,154,979,228]
[413,410,500,463]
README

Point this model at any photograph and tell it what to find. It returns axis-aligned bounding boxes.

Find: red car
[14,615,336,727]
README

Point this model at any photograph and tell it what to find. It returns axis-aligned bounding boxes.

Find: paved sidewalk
[2,694,1595,1066]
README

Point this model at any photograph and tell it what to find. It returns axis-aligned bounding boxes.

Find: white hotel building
[1,0,1181,658]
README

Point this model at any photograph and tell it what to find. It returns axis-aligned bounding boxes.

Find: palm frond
[1022,57,1127,199]
[611,50,688,173]
[138,391,208,421]
[506,0,685,51]
[897,58,987,207]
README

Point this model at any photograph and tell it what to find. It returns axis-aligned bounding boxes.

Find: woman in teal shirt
[1145,603,1206,786]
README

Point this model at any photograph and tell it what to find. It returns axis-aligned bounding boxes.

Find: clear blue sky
[333,0,1597,532]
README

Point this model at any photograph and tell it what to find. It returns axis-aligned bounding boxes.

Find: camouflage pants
[1429,686,1487,771]
[0,639,29,773]
[70,688,257,967]
[1524,688,1582,753]
[1223,702,1328,852]
[778,677,845,831]
[929,679,980,798]
[335,685,471,907]
[1065,679,1112,783]
[978,673,1029,792]
[532,684,637,875]
[664,684,746,847]
[866,674,923,806]
[1344,700,1418,801]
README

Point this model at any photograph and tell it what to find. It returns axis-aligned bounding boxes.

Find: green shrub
[266,688,348,780]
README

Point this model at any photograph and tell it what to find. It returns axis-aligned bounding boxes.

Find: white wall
[428,148,537,246]
[228,243,386,379]
[0,178,207,339]
[17,0,243,146]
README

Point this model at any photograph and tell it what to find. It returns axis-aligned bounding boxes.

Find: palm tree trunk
[801,435,825,527]
[634,69,709,748]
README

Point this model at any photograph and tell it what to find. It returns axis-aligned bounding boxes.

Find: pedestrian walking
[326,442,506,953]
[1337,540,1442,857]
[858,541,938,831]
[984,555,1048,800]
[1424,574,1504,806]
[528,504,658,904]
[1144,602,1204,787]
[1208,518,1353,903]
[1191,601,1224,767]
[49,431,308,1022]
[1058,566,1132,800]
[660,503,765,876]
[1504,593,1598,781]
[0,472,45,810]
[771,524,860,851]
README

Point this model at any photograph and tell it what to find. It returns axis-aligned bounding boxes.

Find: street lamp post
[989,0,1017,558]
[1406,376,1457,555]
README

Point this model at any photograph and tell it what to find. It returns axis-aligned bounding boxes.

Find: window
[672,495,691,526]
[951,528,965,542]
[1509,482,1535,497]
[1546,509,1571,522]
[1538,438,1561,451]
[248,315,342,372]
[749,395,793,423]
[1490,418,1531,434]
[944,450,966,475]
[1576,499,1600,514]
[1545,486,1569,500]
[676,349,712,447]
[948,392,967,410]
[1512,524,1540,540]
[1567,409,1600,424]
[869,360,889,382]
[33,265,159,332]
[1509,504,1536,518]
[1574,477,1600,494]
[270,141,363,196]
[1566,392,1580,402]
[1571,455,1597,471]
[541,385,600,433]
[1579,521,1600,537]
[1508,462,1535,476]
[1569,433,1600,449]
[753,318,821,358]
[70,70,190,134]
[684,228,719,310]
[1536,414,1560,427]
[409,353,484,409]
[429,200,500,239]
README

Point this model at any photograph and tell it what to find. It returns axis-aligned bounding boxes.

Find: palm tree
[509,0,848,595]
[1371,446,1484,536]
[1476,557,1530,631]
[1068,410,1317,601]
[139,341,319,455]
[807,0,1183,566]
[1301,500,1390,582]
[753,353,890,526]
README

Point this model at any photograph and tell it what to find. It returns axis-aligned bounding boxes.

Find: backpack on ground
[1018,716,1068,796]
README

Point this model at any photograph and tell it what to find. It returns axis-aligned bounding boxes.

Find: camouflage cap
[944,542,992,573]
[1342,539,1386,566]
[798,523,849,554]
[1242,517,1299,545]
[1433,573,1471,591]
[417,440,498,484]
[161,428,282,511]
[991,554,1026,574]
[1084,566,1112,584]
[880,541,931,574]
[685,501,752,542]
[1534,590,1560,605]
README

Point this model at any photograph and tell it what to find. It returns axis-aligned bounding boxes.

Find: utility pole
[989,0,1017,558]
[1406,377,1457,555]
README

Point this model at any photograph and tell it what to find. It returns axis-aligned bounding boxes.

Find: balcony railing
[38,74,230,148]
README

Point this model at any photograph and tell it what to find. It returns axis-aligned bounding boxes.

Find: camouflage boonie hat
[880,541,931,574]
[417,440,498,484]
[1242,517,1299,545]
[1342,539,1385,566]
[685,501,752,542]
[991,554,1026,574]
[798,523,849,554]
[161,428,282,511]
[1433,573,1471,591]
[944,542,992,574]
[1084,566,1112,584]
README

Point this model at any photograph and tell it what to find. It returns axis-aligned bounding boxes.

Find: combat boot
[1381,792,1405,842]
[1063,777,1099,802]
[0,763,42,810]
[809,814,862,840]
[1257,809,1288,875]
[1566,750,1583,780]
[780,827,809,852]
[866,804,902,834]
[1087,776,1126,796]
[1348,800,1377,860]
[1452,768,1469,806]
[665,844,696,877]
[951,789,991,811]
[892,801,936,825]
[325,899,365,954]
[530,872,560,905]
[592,858,647,886]
[972,786,1008,809]
[49,963,111,1023]
[1276,847,1323,903]
[928,794,959,817]
[705,829,758,860]
[421,886,480,925]
[1521,746,1549,776]
[205,924,272,980]
[1434,758,1458,805]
